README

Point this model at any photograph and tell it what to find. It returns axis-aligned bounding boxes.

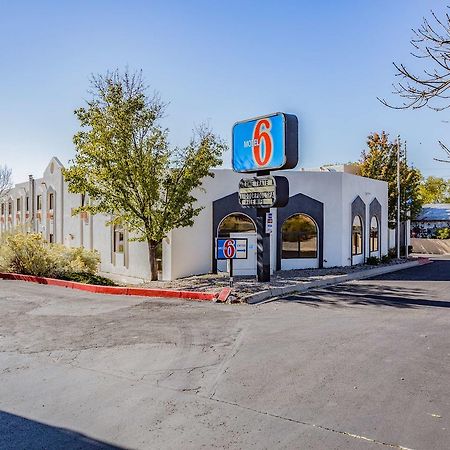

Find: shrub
[366,256,379,265]
[49,244,100,276]
[60,272,116,286]
[381,254,391,263]
[0,232,57,277]
[0,231,100,279]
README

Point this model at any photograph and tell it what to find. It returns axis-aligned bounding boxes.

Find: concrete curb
[244,258,431,305]
[0,272,221,302]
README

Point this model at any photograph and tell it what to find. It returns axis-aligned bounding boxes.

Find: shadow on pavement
[0,410,124,450]
[369,259,450,282]
[279,283,450,309]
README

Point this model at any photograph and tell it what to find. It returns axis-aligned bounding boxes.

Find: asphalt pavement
[1,258,450,449]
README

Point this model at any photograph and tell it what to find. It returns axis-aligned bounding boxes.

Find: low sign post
[216,238,248,287]
[232,112,298,282]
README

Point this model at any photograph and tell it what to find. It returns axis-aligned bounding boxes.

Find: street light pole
[396,135,401,259]
[404,140,409,259]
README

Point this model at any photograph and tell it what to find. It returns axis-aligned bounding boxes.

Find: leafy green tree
[419,176,450,204]
[436,228,450,239]
[64,70,227,280]
[359,131,422,227]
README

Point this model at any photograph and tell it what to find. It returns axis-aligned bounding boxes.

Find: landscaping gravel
[137,258,413,298]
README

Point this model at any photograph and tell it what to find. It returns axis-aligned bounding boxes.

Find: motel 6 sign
[216,238,248,260]
[232,112,298,173]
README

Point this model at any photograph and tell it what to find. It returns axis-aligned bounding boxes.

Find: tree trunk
[147,240,159,281]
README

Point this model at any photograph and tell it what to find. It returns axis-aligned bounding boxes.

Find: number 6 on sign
[253,119,273,167]
[223,239,236,259]
[216,238,248,260]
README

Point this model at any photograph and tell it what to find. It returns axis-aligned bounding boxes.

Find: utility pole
[396,135,401,259]
[404,141,408,259]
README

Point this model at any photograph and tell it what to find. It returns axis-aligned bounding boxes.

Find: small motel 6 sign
[216,238,248,260]
[232,112,298,173]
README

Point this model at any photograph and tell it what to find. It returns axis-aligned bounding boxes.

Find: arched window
[352,215,363,255]
[370,216,379,252]
[281,214,318,259]
[218,213,256,237]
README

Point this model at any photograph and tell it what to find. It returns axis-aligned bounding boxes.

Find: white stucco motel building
[0,158,388,282]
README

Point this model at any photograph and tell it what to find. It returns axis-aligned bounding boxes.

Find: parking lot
[1,260,450,449]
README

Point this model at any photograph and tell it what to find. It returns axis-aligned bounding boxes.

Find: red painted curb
[0,272,218,301]
[417,257,432,265]
[217,288,232,302]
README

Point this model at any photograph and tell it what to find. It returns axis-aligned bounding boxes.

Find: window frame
[281,213,318,259]
[48,193,54,211]
[113,225,125,253]
[369,215,379,253]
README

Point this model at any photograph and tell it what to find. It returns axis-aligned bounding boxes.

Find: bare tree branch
[433,140,450,163]
[379,7,450,111]
[0,165,12,202]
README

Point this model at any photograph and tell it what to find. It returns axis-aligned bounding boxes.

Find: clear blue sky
[1,0,449,183]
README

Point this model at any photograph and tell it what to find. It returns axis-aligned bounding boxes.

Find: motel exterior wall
[0,159,388,282]
[165,169,388,280]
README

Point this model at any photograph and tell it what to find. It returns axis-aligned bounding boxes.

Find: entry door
[217,232,257,276]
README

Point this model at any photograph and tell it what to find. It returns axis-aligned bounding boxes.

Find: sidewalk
[134,257,430,303]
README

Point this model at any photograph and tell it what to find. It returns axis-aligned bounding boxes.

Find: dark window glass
[282,214,318,259]
[352,215,363,255]
[48,193,54,210]
[370,216,379,252]
[37,195,42,210]
[114,226,124,253]
[218,213,256,237]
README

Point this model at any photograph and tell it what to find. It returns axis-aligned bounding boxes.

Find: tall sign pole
[397,135,401,259]
[255,170,271,282]
[232,112,298,282]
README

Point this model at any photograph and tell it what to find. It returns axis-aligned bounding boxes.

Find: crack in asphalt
[207,395,414,450]
[206,323,247,400]
[2,348,415,450]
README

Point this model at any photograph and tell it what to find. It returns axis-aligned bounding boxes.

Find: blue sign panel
[216,238,248,260]
[232,112,298,173]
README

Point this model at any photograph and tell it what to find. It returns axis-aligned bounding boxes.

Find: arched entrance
[217,212,257,276]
